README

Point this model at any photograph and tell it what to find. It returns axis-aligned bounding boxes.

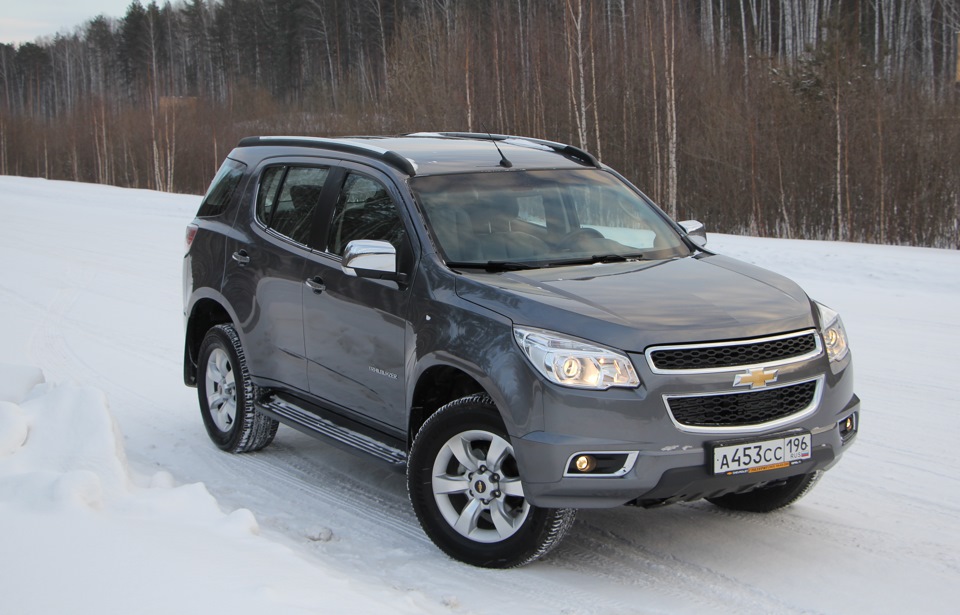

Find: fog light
[839,412,858,442]
[574,455,597,473]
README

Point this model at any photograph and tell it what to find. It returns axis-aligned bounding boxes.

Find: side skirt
[257,394,407,467]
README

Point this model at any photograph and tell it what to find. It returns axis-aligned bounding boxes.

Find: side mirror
[679,220,707,248]
[342,239,406,283]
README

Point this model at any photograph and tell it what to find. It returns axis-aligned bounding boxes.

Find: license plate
[712,433,811,475]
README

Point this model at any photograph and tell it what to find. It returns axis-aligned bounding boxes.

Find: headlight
[815,302,849,363]
[513,326,640,389]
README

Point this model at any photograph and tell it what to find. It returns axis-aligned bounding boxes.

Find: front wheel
[706,471,822,513]
[407,394,576,568]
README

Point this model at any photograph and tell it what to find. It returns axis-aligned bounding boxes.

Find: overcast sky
[1,0,133,45]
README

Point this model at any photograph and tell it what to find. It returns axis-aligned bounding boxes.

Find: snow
[1,175,959,614]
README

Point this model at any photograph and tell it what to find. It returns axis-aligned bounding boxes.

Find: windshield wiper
[448,254,643,272]
[447,260,541,272]
[549,253,644,267]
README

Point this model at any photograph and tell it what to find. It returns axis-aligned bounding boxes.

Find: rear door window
[256,165,330,246]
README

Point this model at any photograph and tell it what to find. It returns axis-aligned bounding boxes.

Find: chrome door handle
[305,276,326,294]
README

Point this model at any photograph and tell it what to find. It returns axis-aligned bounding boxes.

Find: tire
[197,324,279,453]
[407,394,576,568]
[706,471,822,513]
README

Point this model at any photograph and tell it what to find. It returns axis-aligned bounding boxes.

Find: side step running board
[259,396,407,466]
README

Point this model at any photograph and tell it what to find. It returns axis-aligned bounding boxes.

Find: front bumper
[509,348,859,509]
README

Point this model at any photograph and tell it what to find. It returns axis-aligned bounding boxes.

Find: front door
[302,169,413,431]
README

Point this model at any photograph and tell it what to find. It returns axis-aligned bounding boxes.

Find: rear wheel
[197,324,278,453]
[706,471,822,513]
[407,394,576,568]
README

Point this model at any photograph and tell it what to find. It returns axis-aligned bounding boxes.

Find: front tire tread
[407,393,576,568]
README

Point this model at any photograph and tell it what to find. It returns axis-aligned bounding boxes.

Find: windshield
[410,169,691,268]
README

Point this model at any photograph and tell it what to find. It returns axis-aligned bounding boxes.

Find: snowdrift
[0,365,444,615]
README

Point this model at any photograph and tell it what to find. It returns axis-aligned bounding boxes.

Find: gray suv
[183,133,859,568]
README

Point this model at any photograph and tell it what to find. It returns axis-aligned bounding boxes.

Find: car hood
[454,254,816,352]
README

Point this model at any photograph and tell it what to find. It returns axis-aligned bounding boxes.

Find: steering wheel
[559,227,605,248]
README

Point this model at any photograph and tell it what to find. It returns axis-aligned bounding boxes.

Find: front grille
[667,380,818,428]
[649,331,818,371]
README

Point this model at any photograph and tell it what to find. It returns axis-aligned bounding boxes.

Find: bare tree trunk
[165,107,176,192]
[874,0,882,79]
[834,60,844,240]
[783,0,795,64]
[719,0,728,63]
[844,112,852,240]
[371,0,390,96]
[464,37,473,132]
[305,0,338,100]
[765,0,773,57]
[776,141,792,238]
[619,0,630,160]
[493,24,505,130]
[702,0,715,62]
[589,4,602,160]
[565,0,588,149]
[740,0,749,89]
[956,31,960,85]
[749,122,763,234]
[895,1,915,84]
[876,101,885,243]
[534,48,545,138]
[662,0,678,218]
[97,101,111,184]
[0,116,6,175]
[646,4,662,204]
[919,0,934,96]
[942,14,954,93]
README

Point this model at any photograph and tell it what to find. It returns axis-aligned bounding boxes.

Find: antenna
[481,122,512,168]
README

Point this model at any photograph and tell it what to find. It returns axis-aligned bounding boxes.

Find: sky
[0,0,132,45]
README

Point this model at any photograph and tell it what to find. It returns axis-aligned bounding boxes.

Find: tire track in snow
[26,280,630,614]
[552,513,816,615]
[196,438,635,615]
[28,264,96,382]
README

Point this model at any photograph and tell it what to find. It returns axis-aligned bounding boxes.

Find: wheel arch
[183,294,235,386]
[408,364,487,445]
[406,316,545,448]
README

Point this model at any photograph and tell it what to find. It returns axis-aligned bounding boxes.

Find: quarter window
[256,166,285,226]
[197,158,246,217]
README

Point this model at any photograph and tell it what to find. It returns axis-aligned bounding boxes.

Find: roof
[235,133,601,177]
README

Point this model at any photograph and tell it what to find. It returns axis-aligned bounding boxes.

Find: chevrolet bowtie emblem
[733,368,779,389]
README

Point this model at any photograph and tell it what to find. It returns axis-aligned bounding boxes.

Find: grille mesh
[650,332,817,371]
[667,381,817,428]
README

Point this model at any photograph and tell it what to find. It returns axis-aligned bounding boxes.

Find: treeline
[1,0,959,248]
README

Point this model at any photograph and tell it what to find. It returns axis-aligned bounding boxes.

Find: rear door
[220,162,335,392]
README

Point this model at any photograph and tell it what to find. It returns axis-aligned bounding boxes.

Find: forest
[1,0,959,248]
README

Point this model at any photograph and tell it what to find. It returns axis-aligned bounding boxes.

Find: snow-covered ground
[0,175,957,614]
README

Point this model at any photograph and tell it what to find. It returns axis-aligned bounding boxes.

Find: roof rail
[237,136,417,176]
[407,132,601,168]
